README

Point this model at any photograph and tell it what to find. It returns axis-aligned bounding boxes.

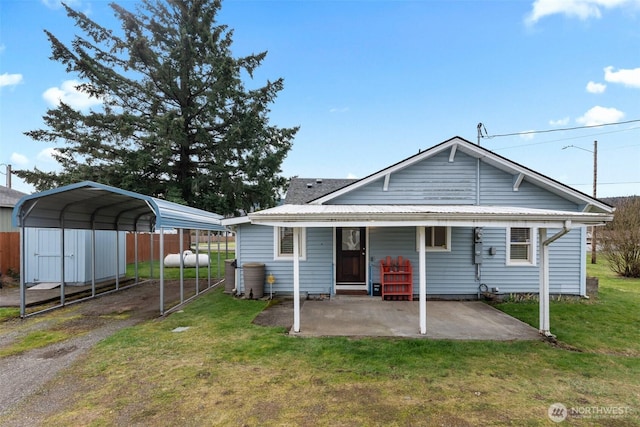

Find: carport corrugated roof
[12,181,226,232]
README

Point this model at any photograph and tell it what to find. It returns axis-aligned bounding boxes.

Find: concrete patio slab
[291,296,541,340]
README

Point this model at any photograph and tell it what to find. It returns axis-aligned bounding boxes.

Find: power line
[569,181,640,186]
[489,126,640,151]
[481,118,640,140]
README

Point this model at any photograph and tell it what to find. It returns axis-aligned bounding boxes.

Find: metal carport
[12,181,228,317]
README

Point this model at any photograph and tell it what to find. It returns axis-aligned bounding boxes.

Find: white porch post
[538,221,571,337]
[418,226,427,334]
[293,227,301,333]
[539,228,550,335]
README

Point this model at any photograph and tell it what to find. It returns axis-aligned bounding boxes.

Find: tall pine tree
[18,0,297,215]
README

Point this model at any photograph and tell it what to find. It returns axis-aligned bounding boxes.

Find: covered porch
[291,296,540,340]
[248,204,613,337]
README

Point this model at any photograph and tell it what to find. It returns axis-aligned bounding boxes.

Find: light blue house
[223,137,614,335]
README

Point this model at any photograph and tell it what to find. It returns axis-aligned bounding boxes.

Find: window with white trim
[507,227,535,265]
[416,226,451,252]
[274,227,306,260]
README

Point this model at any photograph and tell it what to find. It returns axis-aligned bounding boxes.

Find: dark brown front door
[336,227,366,284]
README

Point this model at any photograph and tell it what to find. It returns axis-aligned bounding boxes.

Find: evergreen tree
[17,0,297,215]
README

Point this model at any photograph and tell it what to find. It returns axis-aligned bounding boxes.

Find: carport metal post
[179,228,184,303]
[160,228,165,315]
[195,229,200,294]
[150,232,154,279]
[418,226,427,334]
[60,221,65,306]
[19,218,25,317]
[208,231,213,288]
[134,231,139,283]
[115,227,120,290]
[91,228,96,297]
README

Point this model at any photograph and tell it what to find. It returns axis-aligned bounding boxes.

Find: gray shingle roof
[284,178,357,204]
[0,185,27,208]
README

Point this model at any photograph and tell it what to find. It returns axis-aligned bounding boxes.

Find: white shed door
[35,229,76,283]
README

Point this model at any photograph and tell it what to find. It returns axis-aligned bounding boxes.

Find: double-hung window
[416,226,451,252]
[507,227,535,265]
[274,227,306,260]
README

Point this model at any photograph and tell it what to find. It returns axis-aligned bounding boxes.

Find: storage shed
[21,228,126,286]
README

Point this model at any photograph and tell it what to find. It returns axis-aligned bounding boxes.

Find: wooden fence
[0,232,20,276]
[125,232,192,264]
[0,231,226,276]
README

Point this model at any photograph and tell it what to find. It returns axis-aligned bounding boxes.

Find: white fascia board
[456,144,613,213]
[248,219,591,228]
[221,216,251,226]
[248,209,613,227]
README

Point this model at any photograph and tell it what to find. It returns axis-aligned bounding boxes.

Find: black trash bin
[372,283,381,296]
[243,262,265,299]
[224,259,237,293]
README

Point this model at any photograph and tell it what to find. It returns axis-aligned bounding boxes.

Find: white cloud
[329,107,349,113]
[41,0,81,9]
[576,105,625,126]
[10,153,29,166]
[37,148,60,163]
[586,81,606,93]
[549,117,570,126]
[346,173,358,179]
[0,73,23,88]
[43,79,103,110]
[525,0,638,25]
[604,66,640,88]
[519,130,536,140]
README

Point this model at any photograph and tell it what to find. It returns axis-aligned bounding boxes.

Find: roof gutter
[543,220,572,246]
[248,212,613,227]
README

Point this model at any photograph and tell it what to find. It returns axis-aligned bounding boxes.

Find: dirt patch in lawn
[0,279,219,425]
[251,298,293,330]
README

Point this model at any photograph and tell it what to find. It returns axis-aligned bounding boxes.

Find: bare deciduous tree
[600,197,640,278]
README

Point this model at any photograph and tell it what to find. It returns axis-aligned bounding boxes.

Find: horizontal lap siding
[480,228,583,294]
[236,224,333,294]
[480,166,579,209]
[332,151,477,204]
[370,227,477,295]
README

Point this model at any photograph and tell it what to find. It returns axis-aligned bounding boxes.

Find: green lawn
[2,260,639,426]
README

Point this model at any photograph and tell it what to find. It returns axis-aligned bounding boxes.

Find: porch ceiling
[247,204,613,228]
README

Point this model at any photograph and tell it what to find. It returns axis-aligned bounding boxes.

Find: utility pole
[0,164,11,188]
[591,140,598,264]
[561,141,598,263]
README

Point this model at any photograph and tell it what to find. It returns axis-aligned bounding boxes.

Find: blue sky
[1,0,639,198]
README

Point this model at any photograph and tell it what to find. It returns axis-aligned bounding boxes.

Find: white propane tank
[164,250,210,268]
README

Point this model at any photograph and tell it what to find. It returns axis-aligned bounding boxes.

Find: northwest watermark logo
[548,403,635,423]
[548,403,567,423]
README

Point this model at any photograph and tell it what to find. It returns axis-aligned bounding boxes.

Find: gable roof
[310,136,613,213]
[284,178,357,204]
[0,185,27,208]
[13,181,226,232]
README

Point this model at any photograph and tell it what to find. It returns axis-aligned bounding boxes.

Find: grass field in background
[9,259,636,426]
[125,251,235,279]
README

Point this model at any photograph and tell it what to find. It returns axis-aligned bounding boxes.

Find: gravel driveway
[0,279,213,425]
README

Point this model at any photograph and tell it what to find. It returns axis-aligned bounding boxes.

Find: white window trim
[274,227,306,261]
[506,227,537,266]
[415,226,452,252]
